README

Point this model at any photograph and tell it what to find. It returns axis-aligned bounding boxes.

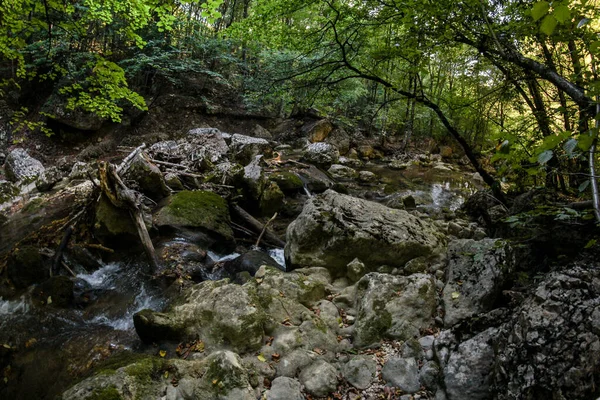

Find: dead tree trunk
[98,161,159,270]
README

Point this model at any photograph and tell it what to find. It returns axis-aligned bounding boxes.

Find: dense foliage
[1,0,600,201]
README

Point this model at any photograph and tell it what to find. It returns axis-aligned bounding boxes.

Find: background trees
[1,0,599,203]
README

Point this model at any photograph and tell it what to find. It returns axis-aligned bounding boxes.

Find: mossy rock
[259,182,285,216]
[94,195,140,248]
[154,190,234,242]
[0,180,19,204]
[269,172,304,193]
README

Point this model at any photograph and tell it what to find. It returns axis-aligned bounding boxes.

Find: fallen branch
[231,204,285,248]
[51,225,73,276]
[99,162,159,270]
[61,260,77,278]
[117,143,146,175]
[256,213,278,248]
[150,159,188,169]
[83,243,115,253]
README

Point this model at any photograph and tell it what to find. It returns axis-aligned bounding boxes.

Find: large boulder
[353,273,436,347]
[493,265,600,399]
[285,190,445,277]
[134,280,265,353]
[440,328,498,400]
[62,351,255,400]
[124,154,170,201]
[442,239,515,327]
[94,194,142,248]
[4,148,45,182]
[325,127,351,155]
[302,142,339,167]
[154,190,233,243]
[304,119,334,143]
[229,134,272,165]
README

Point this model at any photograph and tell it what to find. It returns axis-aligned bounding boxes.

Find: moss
[204,354,247,395]
[269,172,304,193]
[124,356,170,386]
[313,316,328,334]
[87,386,122,400]
[155,190,233,241]
[94,195,136,237]
[359,299,392,345]
[94,352,150,376]
[22,197,44,213]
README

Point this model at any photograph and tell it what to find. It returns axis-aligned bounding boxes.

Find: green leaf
[564,138,578,156]
[577,134,594,151]
[585,239,597,249]
[451,292,460,300]
[540,15,558,35]
[531,1,550,21]
[552,5,571,23]
[537,150,553,165]
[579,180,590,192]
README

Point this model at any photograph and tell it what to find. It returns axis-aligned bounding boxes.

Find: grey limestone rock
[343,357,377,389]
[302,142,339,167]
[285,190,445,277]
[442,239,515,327]
[267,377,303,400]
[4,148,45,182]
[381,357,420,393]
[299,359,338,397]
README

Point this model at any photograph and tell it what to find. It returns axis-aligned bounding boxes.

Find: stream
[0,160,479,399]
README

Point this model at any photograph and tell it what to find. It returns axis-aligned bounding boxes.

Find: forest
[1,0,600,399]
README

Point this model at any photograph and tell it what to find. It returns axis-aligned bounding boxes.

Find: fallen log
[231,204,286,248]
[98,161,159,270]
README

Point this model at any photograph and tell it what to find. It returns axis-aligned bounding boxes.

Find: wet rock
[443,328,497,400]
[230,134,272,165]
[353,273,436,346]
[442,239,515,327]
[35,166,63,192]
[382,357,420,393]
[285,190,445,277]
[403,195,417,210]
[125,154,170,201]
[267,377,303,400]
[134,280,265,352]
[299,359,338,397]
[154,190,233,243]
[305,119,333,143]
[338,156,363,168]
[259,181,284,216]
[269,171,304,194]
[35,276,74,307]
[8,245,48,289]
[225,250,282,277]
[302,142,339,167]
[328,164,357,180]
[4,148,45,182]
[343,357,377,389]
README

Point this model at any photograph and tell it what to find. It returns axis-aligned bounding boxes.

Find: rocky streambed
[0,126,599,400]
